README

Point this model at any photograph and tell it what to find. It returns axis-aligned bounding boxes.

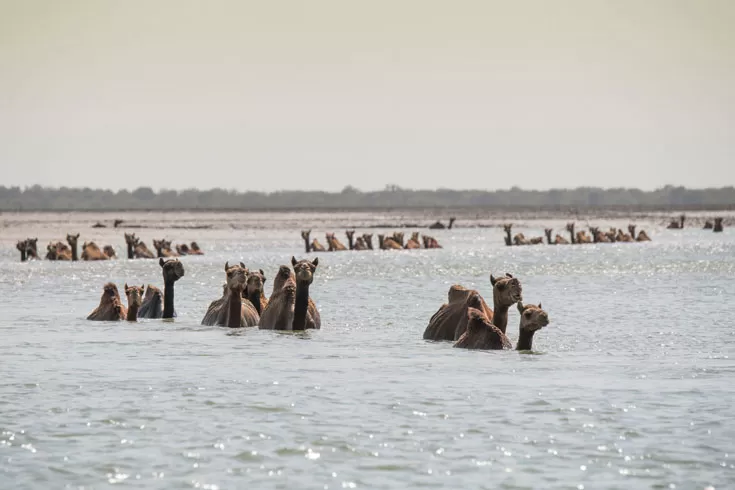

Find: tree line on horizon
[0,184,733,211]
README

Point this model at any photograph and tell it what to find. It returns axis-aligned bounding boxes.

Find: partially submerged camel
[503,224,513,246]
[422,235,442,249]
[301,230,312,253]
[138,285,163,319]
[271,265,295,299]
[81,241,110,260]
[713,217,724,233]
[189,242,204,255]
[326,233,347,251]
[392,232,405,247]
[103,245,117,259]
[667,215,686,229]
[423,272,522,341]
[378,234,402,250]
[175,243,190,255]
[87,283,126,321]
[124,284,144,322]
[566,223,577,244]
[17,240,27,262]
[453,301,549,351]
[25,238,39,260]
[139,259,185,319]
[201,262,259,327]
[544,228,569,245]
[429,217,455,230]
[616,229,634,242]
[66,233,80,261]
[153,239,179,258]
[345,230,357,250]
[703,220,713,230]
[405,232,421,249]
[589,227,611,243]
[243,268,268,316]
[259,257,321,330]
[125,233,155,259]
[361,233,374,250]
[636,230,651,241]
[354,236,368,250]
[46,241,72,260]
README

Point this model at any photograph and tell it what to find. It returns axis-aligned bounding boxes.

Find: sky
[1,0,734,192]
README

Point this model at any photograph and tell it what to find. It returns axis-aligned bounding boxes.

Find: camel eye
[524,312,531,317]
[497,283,506,290]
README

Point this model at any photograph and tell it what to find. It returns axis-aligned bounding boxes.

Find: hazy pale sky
[1,0,734,192]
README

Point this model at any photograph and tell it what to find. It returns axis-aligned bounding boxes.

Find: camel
[301,230,312,253]
[628,225,637,238]
[589,227,610,243]
[271,265,295,299]
[616,229,634,242]
[46,241,72,260]
[87,283,126,321]
[513,233,529,246]
[175,243,190,255]
[138,285,163,319]
[259,257,321,330]
[528,236,544,245]
[134,240,156,259]
[667,215,686,229]
[160,258,185,319]
[423,272,522,341]
[345,230,357,250]
[636,230,651,241]
[378,234,402,250]
[25,238,39,260]
[362,233,374,250]
[565,223,576,244]
[454,301,550,351]
[201,262,259,327]
[515,301,550,351]
[428,217,456,230]
[153,239,179,258]
[326,233,347,251]
[354,236,368,250]
[189,242,204,255]
[124,233,138,259]
[422,235,442,249]
[243,268,268,316]
[392,232,405,247]
[81,241,110,260]
[311,238,326,252]
[605,228,617,242]
[453,307,512,350]
[124,284,144,322]
[713,217,724,233]
[103,245,117,259]
[503,224,513,246]
[17,240,27,262]
[544,228,569,245]
[405,232,421,249]
[576,230,592,244]
[703,220,713,230]
[66,233,80,261]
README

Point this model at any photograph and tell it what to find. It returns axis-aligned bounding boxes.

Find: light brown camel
[189,242,204,255]
[326,233,348,251]
[616,229,634,242]
[453,307,512,350]
[423,272,522,341]
[362,233,374,250]
[153,239,179,258]
[301,230,312,253]
[87,283,126,321]
[636,230,651,241]
[46,241,72,260]
[311,238,326,252]
[134,240,156,259]
[66,233,80,261]
[528,236,544,245]
[124,284,144,322]
[138,285,163,319]
[503,224,513,246]
[271,265,295,299]
[379,234,402,250]
[405,232,421,249]
[515,301,550,350]
[259,257,321,330]
[513,233,529,245]
[545,228,569,245]
[201,262,259,327]
[576,230,592,244]
[82,241,110,260]
[345,230,357,250]
[243,269,268,316]
[589,227,610,243]
[103,245,117,259]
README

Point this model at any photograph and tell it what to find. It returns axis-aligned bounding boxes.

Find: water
[1,213,734,489]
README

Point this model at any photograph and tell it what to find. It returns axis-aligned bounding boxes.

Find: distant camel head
[101,282,121,303]
[628,224,637,236]
[103,245,116,258]
[346,230,355,239]
[410,232,420,242]
[544,228,552,239]
[517,301,549,332]
[565,223,575,232]
[160,258,185,283]
[291,256,318,285]
[246,269,266,297]
[224,261,248,292]
[490,273,523,308]
[362,233,374,249]
[503,224,513,233]
[16,239,26,252]
[66,233,80,245]
[301,230,311,240]
[124,233,137,245]
[124,284,144,308]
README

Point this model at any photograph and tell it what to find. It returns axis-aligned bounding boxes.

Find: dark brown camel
[138,285,163,319]
[301,230,312,253]
[453,307,512,350]
[66,233,80,261]
[713,217,724,233]
[361,233,374,250]
[259,257,321,330]
[243,269,268,316]
[87,283,126,321]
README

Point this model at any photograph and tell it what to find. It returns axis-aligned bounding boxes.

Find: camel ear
[312,257,319,267]
[291,256,297,266]
[225,261,229,271]
[159,258,165,267]
[141,285,145,291]
[259,269,265,277]
[517,301,525,314]
[239,262,246,269]
[538,303,542,309]
[506,273,513,278]
[124,283,128,290]
[490,274,497,285]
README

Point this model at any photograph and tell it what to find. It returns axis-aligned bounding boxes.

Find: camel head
[66,233,80,245]
[301,230,311,240]
[628,224,636,236]
[16,239,26,252]
[362,233,374,249]
[101,282,121,304]
[291,256,318,284]
[346,230,355,240]
[273,264,295,292]
[246,269,266,297]
[517,301,549,332]
[224,261,248,292]
[124,233,137,245]
[565,223,575,233]
[490,272,523,308]
[393,232,404,245]
[411,232,420,242]
[190,241,201,251]
[27,238,38,252]
[467,306,492,332]
[160,258,185,283]
[124,284,144,308]
[503,224,512,233]
[103,245,116,258]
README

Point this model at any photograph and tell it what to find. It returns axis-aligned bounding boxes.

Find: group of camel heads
[16,233,204,262]
[301,230,442,253]
[670,215,724,232]
[503,223,652,246]
[424,272,550,351]
[87,255,322,332]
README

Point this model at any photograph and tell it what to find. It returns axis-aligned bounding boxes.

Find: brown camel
[528,236,544,245]
[189,242,204,255]
[423,272,522,341]
[124,233,138,259]
[576,230,592,244]
[616,229,634,242]
[515,301,550,350]
[428,217,456,230]
[405,232,421,249]
[82,241,110,260]
[87,283,126,321]
[46,241,72,260]
[243,269,268,316]
[565,223,576,244]
[17,240,28,262]
[201,262,259,327]
[636,230,651,241]
[326,233,347,251]
[160,258,185,319]
[362,233,374,250]
[422,235,442,249]
[713,217,724,233]
[138,285,163,319]
[354,236,368,250]
[153,239,179,258]
[271,265,295,299]
[258,257,321,330]
[589,227,610,243]
[311,238,326,252]
[66,233,80,261]
[545,228,569,245]
[379,234,402,250]
[503,224,513,246]
[175,244,190,255]
[667,215,686,229]
[124,284,144,322]
[453,307,512,350]
[135,240,156,259]
[103,245,117,259]
[392,232,405,247]
[513,233,529,245]
[703,220,713,230]
[628,224,637,238]
[345,230,357,250]
[301,230,312,253]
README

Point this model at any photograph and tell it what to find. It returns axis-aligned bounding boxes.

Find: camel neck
[347,235,354,250]
[505,231,512,246]
[292,281,310,330]
[70,244,78,261]
[246,290,262,315]
[516,328,536,351]
[569,230,576,244]
[545,233,552,245]
[127,243,134,259]
[163,281,175,319]
[20,248,27,262]
[226,289,242,328]
[492,302,510,334]
[303,238,310,253]
[126,304,139,322]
